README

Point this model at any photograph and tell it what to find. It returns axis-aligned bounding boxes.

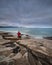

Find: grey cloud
[0,0,52,27]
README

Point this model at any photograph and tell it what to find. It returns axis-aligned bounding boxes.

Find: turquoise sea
[0,28,52,38]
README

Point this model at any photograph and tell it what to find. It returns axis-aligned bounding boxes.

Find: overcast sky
[0,0,52,28]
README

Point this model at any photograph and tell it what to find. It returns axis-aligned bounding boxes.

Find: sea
[0,28,52,39]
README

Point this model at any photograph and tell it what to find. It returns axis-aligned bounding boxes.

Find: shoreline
[0,30,52,40]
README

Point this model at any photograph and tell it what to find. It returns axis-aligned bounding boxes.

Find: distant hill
[0,26,18,28]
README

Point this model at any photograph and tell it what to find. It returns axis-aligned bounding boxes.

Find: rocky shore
[44,36,52,40]
[0,31,52,65]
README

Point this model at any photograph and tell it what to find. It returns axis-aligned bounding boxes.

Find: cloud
[0,0,52,28]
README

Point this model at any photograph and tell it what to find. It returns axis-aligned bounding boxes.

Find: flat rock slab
[0,47,13,56]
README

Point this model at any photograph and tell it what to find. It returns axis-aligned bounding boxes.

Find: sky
[0,0,52,28]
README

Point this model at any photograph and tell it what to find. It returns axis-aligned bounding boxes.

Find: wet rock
[13,46,21,54]
[44,37,52,40]
[2,42,16,47]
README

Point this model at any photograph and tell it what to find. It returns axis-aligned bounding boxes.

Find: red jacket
[17,32,21,37]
